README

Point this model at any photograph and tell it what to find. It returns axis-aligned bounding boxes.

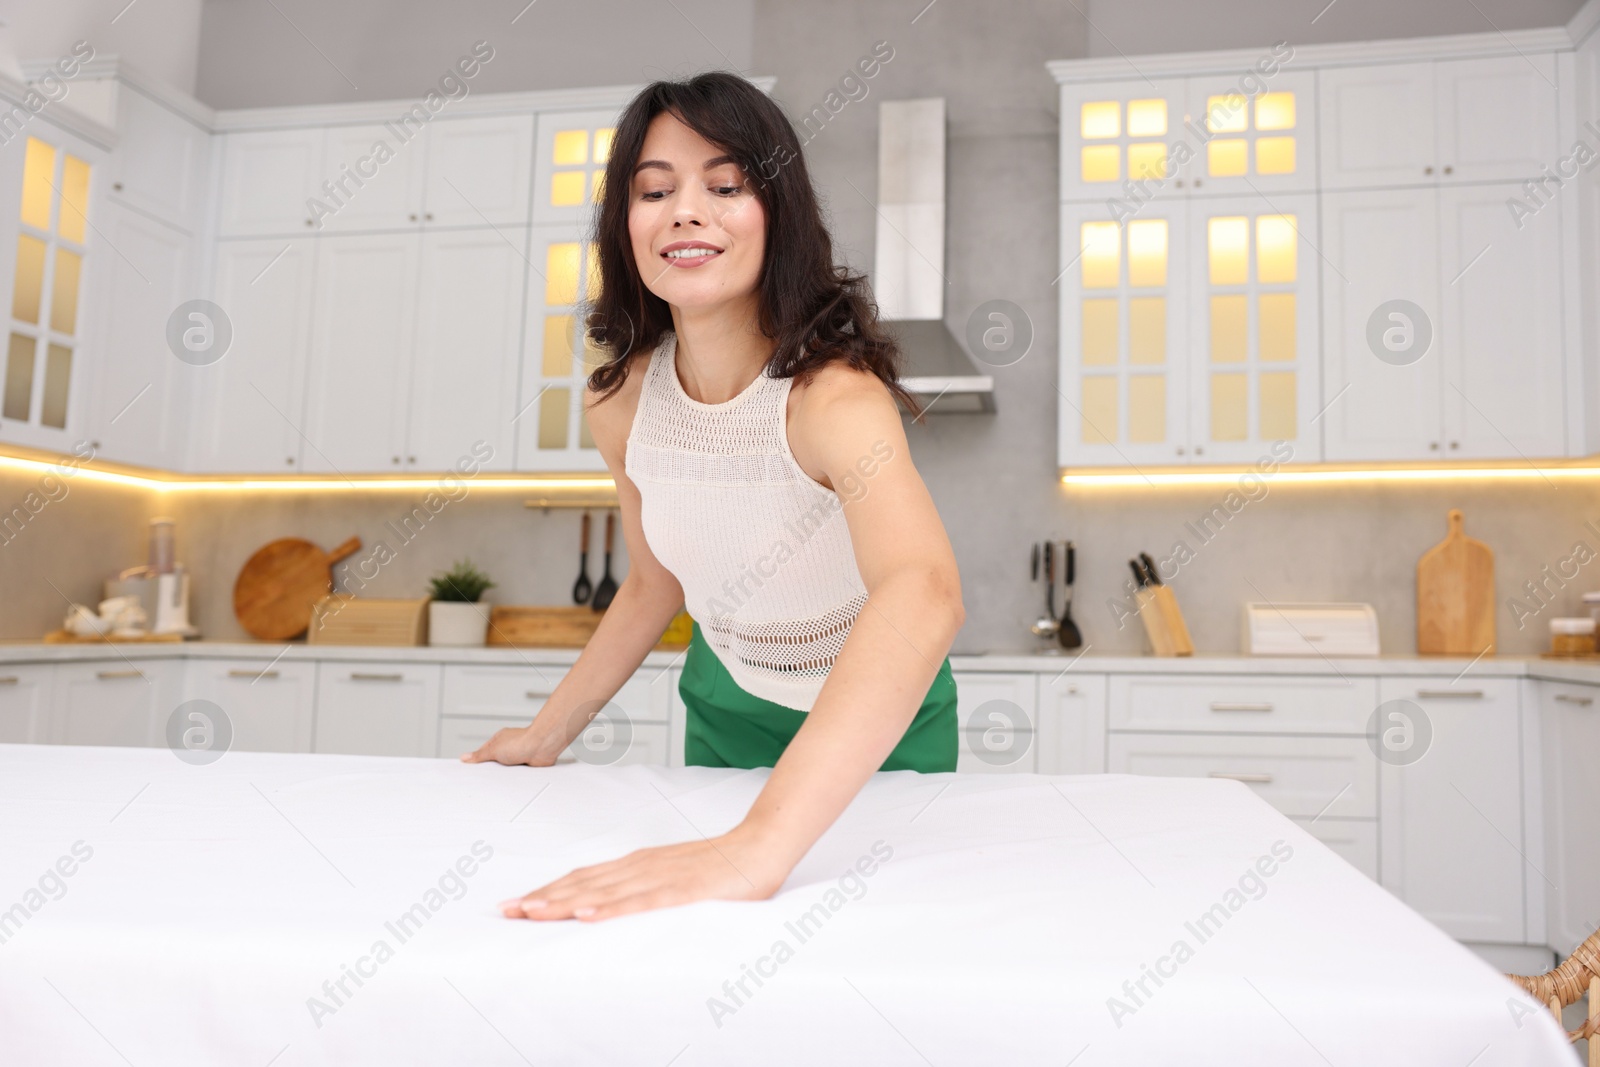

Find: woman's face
[627,111,766,314]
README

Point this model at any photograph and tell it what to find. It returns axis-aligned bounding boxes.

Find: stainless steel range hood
[874,97,995,415]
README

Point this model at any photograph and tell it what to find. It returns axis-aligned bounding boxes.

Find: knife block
[1136,585,1194,657]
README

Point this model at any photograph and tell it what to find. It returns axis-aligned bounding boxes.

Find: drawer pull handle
[1210,702,1274,712]
[1209,772,1273,784]
[1417,689,1483,699]
[96,670,144,680]
[0,676,18,685]
[525,690,555,699]
[555,755,577,764]
[1555,693,1595,707]
[350,672,404,682]
[229,669,279,680]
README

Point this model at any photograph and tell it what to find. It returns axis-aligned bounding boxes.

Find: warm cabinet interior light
[1061,466,1600,487]
[0,453,616,493]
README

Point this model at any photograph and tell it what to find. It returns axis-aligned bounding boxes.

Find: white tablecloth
[0,743,1576,1066]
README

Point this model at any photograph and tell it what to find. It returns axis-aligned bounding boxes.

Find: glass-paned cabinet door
[1057,200,1189,467]
[515,224,608,471]
[1182,70,1316,196]
[532,109,621,225]
[1185,194,1320,463]
[1,132,95,451]
[1058,80,1188,202]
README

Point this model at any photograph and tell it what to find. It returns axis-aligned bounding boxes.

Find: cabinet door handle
[1210,701,1274,712]
[1417,688,1483,699]
[350,672,404,682]
[230,669,279,680]
[1209,772,1273,784]
[525,689,556,699]
[1555,693,1595,707]
[96,669,144,680]
[0,676,18,685]
[555,755,577,764]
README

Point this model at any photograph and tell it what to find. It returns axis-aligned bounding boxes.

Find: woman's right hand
[460,724,560,767]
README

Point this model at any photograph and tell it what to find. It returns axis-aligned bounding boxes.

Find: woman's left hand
[498,830,789,922]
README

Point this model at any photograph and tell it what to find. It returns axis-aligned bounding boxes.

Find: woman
[462,70,965,922]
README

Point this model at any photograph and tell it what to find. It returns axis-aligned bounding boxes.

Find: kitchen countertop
[4,639,1600,683]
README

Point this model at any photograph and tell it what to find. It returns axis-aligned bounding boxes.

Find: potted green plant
[427,559,495,647]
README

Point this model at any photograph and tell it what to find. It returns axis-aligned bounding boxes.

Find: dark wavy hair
[581,70,928,421]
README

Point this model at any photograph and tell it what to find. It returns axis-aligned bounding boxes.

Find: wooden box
[307,595,429,647]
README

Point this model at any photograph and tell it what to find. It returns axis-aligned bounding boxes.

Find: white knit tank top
[624,331,868,713]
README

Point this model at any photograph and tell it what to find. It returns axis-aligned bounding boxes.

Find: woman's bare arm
[461,362,687,765]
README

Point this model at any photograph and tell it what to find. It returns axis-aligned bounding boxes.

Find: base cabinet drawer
[954,672,1039,774]
[0,664,53,744]
[313,663,441,757]
[1107,733,1375,819]
[442,664,671,725]
[50,662,179,748]
[1110,674,1378,734]
[439,716,669,766]
[184,659,316,754]
[1293,817,1378,882]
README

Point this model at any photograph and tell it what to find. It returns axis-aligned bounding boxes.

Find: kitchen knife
[1140,552,1163,586]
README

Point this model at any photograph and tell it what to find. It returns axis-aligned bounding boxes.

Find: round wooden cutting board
[233,536,362,641]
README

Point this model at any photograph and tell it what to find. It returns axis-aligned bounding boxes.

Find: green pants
[680,619,958,773]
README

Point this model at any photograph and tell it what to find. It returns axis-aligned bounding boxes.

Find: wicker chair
[1507,929,1600,1064]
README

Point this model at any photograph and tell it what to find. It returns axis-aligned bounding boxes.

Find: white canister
[428,600,491,647]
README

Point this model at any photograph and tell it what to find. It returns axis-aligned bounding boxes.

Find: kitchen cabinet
[439,663,672,763]
[299,233,420,473]
[81,201,194,468]
[533,109,618,225]
[1108,733,1376,819]
[1538,680,1600,956]
[953,671,1037,774]
[49,661,178,748]
[1317,56,1558,189]
[1378,677,1525,943]
[1036,671,1107,775]
[1108,673,1377,734]
[425,115,535,228]
[516,224,608,471]
[183,658,316,754]
[408,227,525,471]
[314,123,427,234]
[1321,183,1568,461]
[312,662,440,757]
[105,87,210,234]
[0,127,102,455]
[1058,193,1320,467]
[1056,69,1315,202]
[0,664,53,744]
[438,716,671,766]
[213,129,325,238]
[191,238,318,472]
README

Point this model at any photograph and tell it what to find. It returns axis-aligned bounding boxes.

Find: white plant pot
[428,600,490,647]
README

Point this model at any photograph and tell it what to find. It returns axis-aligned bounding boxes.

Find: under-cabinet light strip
[1061,465,1600,487]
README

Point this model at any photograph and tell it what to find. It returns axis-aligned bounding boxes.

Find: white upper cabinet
[191,238,317,472]
[533,109,619,224]
[1318,62,1437,189]
[300,233,419,473]
[214,128,325,237]
[105,88,210,233]
[1321,188,1444,461]
[313,123,427,234]
[1059,80,1190,202]
[1182,70,1317,196]
[1319,55,1558,189]
[82,202,193,468]
[1438,183,1567,458]
[424,115,535,228]
[407,227,525,471]
[1433,54,1558,184]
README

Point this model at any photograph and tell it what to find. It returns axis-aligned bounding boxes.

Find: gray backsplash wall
[4,0,1597,657]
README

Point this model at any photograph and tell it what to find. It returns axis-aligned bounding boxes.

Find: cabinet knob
[392,456,401,465]
[1176,446,1186,455]
[407,455,416,464]
[112,181,124,191]
[1429,441,1440,450]
[1175,179,1185,188]
[1449,441,1459,450]
[1193,178,1203,187]
[409,213,418,222]
[425,212,434,221]
[1194,446,1204,455]
[90,440,100,449]
[285,456,294,466]
[1443,165,1453,175]
[1424,166,1434,175]
[305,218,314,227]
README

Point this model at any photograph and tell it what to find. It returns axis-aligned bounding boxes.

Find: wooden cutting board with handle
[1417,509,1494,655]
[234,536,361,640]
